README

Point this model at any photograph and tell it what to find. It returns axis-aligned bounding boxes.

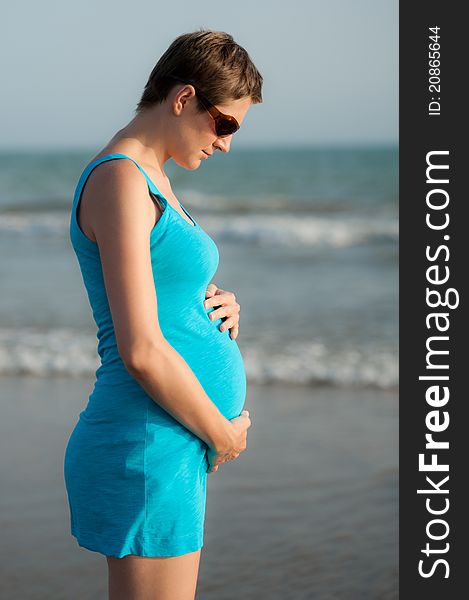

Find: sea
[0,145,398,391]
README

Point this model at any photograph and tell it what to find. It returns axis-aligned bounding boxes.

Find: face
[169,84,252,170]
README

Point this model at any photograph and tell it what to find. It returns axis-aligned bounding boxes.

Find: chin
[173,155,201,171]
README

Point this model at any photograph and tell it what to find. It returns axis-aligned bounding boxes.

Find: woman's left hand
[204,283,241,340]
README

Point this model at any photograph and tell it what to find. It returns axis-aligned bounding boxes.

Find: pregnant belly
[162,309,247,421]
[85,302,247,426]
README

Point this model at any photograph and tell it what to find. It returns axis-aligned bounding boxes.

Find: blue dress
[63,153,247,558]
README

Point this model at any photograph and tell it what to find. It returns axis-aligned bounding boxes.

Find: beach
[0,376,397,599]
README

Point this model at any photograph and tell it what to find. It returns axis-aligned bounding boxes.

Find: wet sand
[0,376,398,599]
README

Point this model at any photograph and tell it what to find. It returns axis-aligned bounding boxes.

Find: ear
[173,84,196,115]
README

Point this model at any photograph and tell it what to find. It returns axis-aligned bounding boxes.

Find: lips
[202,150,212,157]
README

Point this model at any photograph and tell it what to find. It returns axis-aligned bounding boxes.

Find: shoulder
[84,156,148,196]
[82,157,156,239]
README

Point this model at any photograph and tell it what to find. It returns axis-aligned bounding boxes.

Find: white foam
[0,327,398,389]
[0,211,69,237]
[0,210,398,249]
[243,340,398,390]
[0,327,99,377]
[202,214,398,248]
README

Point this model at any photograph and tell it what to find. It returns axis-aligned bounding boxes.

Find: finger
[205,283,218,298]
[219,317,238,332]
[214,287,230,297]
[208,306,229,320]
[204,291,237,309]
[229,324,239,340]
[209,302,240,320]
[241,410,251,426]
[204,293,230,309]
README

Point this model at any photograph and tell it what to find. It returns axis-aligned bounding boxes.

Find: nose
[213,135,232,153]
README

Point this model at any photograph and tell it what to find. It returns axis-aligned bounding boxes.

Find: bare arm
[84,159,232,450]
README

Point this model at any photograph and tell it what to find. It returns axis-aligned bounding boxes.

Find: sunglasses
[167,75,240,137]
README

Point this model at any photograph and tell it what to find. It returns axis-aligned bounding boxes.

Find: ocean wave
[201,214,398,248]
[176,188,396,214]
[243,339,398,390]
[0,327,398,390]
[0,210,398,248]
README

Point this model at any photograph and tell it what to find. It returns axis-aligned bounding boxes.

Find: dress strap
[71,153,170,247]
[76,153,169,209]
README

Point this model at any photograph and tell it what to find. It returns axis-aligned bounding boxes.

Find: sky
[0,0,398,150]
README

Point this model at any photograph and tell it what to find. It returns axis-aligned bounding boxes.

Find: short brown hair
[135,29,263,114]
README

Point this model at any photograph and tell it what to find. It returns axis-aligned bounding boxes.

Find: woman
[63,29,263,599]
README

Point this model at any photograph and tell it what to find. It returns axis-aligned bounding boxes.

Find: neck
[110,106,172,177]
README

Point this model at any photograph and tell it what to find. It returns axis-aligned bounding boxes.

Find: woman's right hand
[206,409,251,473]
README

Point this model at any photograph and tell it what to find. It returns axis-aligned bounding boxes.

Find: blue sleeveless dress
[63,153,247,558]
